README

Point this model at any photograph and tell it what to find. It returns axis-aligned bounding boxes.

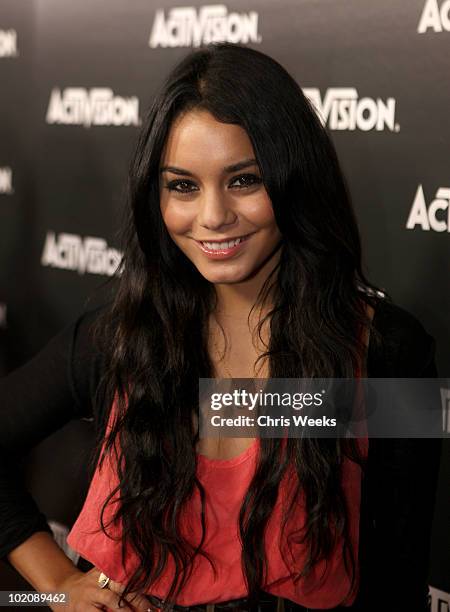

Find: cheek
[244,195,278,228]
[160,202,194,235]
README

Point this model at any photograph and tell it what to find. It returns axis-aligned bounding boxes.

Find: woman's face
[159,109,282,285]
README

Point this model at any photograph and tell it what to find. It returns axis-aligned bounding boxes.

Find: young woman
[0,43,442,612]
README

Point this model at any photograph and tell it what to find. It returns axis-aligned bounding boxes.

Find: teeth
[202,237,243,250]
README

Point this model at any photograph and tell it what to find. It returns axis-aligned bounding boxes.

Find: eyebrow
[159,158,259,176]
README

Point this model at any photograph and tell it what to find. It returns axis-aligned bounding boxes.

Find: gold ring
[97,572,110,589]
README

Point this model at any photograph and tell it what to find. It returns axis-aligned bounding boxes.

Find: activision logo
[302,88,399,132]
[0,167,13,194]
[406,185,450,232]
[46,88,140,128]
[149,4,261,48]
[0,29,18,58]
[418,0,450,33]
[41,231,122,276]
[429,585,450,612]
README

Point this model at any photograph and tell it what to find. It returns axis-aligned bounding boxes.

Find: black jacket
[0,297,442,612]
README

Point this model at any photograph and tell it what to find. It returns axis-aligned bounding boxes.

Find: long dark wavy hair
[90,42,385,609]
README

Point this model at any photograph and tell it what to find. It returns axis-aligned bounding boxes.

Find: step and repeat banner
[0,0,449,609]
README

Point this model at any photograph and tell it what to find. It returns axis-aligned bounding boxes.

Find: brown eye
[230,174,262,189]
[165,180,198,194]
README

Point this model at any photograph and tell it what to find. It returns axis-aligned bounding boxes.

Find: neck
[213,246,281,322]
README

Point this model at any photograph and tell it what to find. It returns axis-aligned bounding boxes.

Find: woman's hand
[50,567,152,611]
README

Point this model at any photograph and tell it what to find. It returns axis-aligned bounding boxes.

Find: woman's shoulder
[371,295,431,339]
[367,295,437,377]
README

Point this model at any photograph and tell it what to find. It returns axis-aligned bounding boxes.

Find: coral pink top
[67,392,368,608]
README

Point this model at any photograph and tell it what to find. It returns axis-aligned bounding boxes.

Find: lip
[194,233,253,259]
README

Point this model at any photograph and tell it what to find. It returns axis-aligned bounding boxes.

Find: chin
[198,269,253,284]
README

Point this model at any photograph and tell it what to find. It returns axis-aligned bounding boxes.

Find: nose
[197,188,237,231]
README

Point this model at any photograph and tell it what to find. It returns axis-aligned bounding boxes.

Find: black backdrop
[0,1,449,609]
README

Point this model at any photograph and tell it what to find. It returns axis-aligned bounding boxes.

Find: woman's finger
[106,578,152,612]
[92,586,133,611]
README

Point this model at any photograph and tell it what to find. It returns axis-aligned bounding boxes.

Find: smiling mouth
[197,233,253,251]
